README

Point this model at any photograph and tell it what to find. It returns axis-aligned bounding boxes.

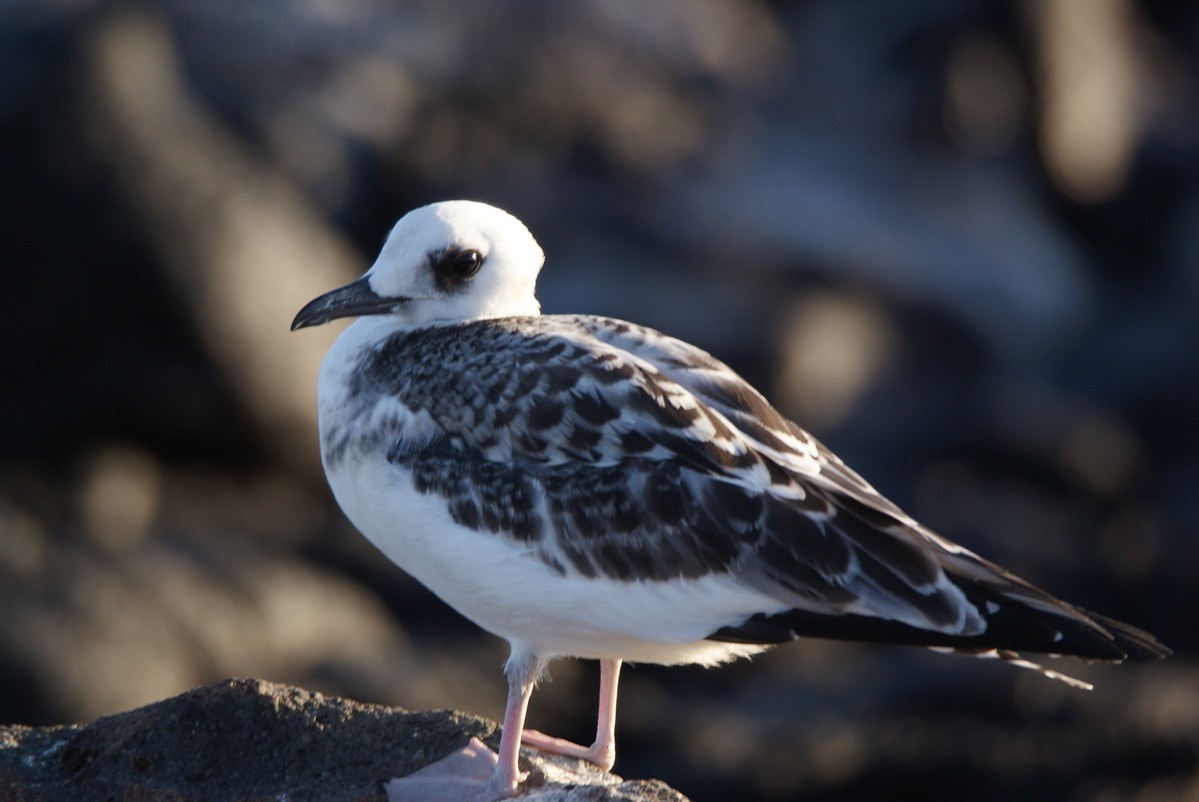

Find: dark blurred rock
[0,678,688,802]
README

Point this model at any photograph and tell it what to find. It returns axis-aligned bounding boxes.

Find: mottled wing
[355,317,975,634]
[571,316,904,510]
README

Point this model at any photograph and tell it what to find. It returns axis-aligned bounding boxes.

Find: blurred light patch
[1060,412,1144,497]
[265,104,350,206]
[535,32,707,175]
[318,58,416,145]
[775,291,896,428]
[687,710,762,774]
[78,444,161,551]
[599,71,707,173]
[942,35,1029,157]
[0,501,47,577]
[535,0,786,175]
[803,725,867,788]
[1128,666,1199,740]
[1025,0,1140,202]
[162,470,326,546]
[298,0,379,25]
[585,0,786,87]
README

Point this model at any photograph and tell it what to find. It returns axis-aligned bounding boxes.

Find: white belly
[324,453,779,666]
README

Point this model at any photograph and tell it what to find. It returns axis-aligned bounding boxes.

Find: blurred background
[1,0,1197,799]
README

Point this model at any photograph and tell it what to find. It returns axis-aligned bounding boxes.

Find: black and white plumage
[292,200,1168,800]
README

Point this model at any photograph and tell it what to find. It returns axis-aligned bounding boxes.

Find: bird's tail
[709,549,1169,687]
[931,549,1170,662]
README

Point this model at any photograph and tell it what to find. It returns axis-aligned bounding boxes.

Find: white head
[292,200,545,330]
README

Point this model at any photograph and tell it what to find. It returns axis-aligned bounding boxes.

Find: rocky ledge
[0,678,687,802]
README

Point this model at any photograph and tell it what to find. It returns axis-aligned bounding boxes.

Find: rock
[0,678,687,802]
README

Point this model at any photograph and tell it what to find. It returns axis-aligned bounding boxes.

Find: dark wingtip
[1089,612,1171,661]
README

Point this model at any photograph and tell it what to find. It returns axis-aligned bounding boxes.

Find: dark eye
[430,247,483,291]
[447,249,482,277]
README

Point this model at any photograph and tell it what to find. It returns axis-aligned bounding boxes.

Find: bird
[291,200,1169,800]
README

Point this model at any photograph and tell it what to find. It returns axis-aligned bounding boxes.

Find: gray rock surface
[0,678,687,802]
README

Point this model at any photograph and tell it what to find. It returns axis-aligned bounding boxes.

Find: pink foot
[385,737,519,802]
[520,728,616,772]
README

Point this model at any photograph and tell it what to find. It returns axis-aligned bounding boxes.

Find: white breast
[324,447,779,665]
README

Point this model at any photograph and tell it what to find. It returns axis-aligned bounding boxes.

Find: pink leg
[521,658,622,771]
[486,650,544,797]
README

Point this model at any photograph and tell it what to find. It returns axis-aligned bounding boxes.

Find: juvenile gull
[292,200,1168,800]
